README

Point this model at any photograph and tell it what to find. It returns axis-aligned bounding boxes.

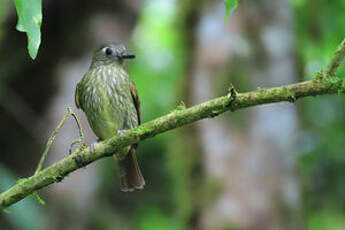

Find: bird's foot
[69,136,85,155]
[90,141,98,153]
[117,129,128,136]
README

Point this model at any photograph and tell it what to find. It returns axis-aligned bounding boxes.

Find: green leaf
[14,0,42,59]
[224,0,238,20]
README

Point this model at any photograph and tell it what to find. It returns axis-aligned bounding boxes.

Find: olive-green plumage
[75,44,145,192]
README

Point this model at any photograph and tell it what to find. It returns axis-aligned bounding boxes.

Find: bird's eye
[105,48,113,56]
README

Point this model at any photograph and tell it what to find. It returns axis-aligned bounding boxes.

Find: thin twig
[34,108,72,175]
[325,38,345,77]
[69,111,85,154]
[31,107,84,204]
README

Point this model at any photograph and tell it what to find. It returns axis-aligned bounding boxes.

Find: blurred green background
[0,0,344,229]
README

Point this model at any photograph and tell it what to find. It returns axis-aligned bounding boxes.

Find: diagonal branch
[1,39,345,210]
[325,38,345,77]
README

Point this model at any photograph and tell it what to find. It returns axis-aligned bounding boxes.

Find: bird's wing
[130,80,141,125]
[75,82,82,109]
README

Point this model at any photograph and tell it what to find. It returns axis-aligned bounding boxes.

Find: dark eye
[105,48,113,56]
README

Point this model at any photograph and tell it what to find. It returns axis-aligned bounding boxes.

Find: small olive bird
[75,44,145,192]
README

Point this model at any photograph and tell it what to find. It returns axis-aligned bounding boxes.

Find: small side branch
[30,107,84,205]
[325,38,345,77]
[35,108,71,175]
[69,111,85,154]
[34,107,84,175]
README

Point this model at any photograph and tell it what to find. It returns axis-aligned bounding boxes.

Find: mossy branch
[325,38,345,77]
[1,38,345,210]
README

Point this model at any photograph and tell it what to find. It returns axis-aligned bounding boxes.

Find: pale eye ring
[105,47,113,56]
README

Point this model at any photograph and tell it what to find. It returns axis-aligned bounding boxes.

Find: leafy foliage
[224,0,238,19]
[14,0,42,59]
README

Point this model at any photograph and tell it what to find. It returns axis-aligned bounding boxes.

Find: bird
[75,43,145,192]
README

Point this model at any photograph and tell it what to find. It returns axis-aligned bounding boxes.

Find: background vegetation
[0,0,344,229]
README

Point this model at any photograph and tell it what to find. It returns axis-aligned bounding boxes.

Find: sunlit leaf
[224,0,238,19]
[14,0,42,59]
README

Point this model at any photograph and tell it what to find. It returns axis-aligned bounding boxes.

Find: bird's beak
[118,52,136,59]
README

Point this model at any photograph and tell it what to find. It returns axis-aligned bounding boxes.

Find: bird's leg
[69,135,85,155]
[89,139,100,153]
[114,130,130,159]
[117,129,128,136]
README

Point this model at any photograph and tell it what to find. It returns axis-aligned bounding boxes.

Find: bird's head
[91,43,135,67]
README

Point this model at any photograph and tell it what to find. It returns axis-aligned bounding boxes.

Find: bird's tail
[117,147,145,192]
